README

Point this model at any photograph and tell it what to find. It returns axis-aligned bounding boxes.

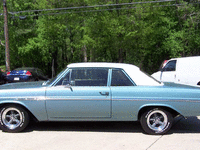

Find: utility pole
[3,0,10,72]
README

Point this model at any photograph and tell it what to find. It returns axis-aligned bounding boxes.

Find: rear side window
[162,60,176,72]
[111,69,134,86]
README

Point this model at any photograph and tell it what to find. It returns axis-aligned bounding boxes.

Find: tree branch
[0,39,5,46]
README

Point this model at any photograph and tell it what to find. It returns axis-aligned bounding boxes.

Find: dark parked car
[0,70,6,85]
[6,67,48,83]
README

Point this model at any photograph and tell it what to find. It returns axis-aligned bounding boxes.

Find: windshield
[43,68,67,86]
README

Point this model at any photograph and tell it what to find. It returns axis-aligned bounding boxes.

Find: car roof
[169,56,200,61]
[67,62,140,70]
[67,62,161,86]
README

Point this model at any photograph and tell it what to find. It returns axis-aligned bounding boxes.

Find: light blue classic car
[0,63,200,134]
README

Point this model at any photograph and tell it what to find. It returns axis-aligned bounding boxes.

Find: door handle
[99,92,109,96]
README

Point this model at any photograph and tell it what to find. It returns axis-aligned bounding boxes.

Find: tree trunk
[82,45,87,62]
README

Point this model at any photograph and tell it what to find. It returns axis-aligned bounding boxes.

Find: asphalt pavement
[0,116,200,150]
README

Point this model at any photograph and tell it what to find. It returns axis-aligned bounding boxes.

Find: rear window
[15,68,35,72]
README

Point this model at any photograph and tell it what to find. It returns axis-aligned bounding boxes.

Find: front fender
[0,100,48,121]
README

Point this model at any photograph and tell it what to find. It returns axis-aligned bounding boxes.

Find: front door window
[46,67,111,120]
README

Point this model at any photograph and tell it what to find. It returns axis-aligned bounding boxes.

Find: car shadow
[169,116,200,134]
[25,121,144,133]
[23,116,200,134]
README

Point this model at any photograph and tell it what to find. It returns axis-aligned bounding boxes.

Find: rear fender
[138,104,181,120]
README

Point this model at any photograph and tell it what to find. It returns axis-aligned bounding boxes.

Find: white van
[152,56,200,86]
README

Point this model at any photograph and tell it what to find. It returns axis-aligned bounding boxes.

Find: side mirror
[62,79,70,85]
[65,84,71,88]
[65,83,73,91]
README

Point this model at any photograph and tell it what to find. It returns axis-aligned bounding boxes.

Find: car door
[160,60,177,83]
[45,67,111,120]
[109,68,137,120]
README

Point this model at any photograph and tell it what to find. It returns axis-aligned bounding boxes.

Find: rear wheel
[140,108,173,135]
[0,105,30,132]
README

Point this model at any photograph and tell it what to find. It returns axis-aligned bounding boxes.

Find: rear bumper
[6,76,33,83]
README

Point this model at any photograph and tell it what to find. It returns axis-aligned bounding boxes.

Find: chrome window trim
[51,67,110,87]
[49,69,70,87]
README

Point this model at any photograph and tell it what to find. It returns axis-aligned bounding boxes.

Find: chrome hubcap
[147,110,168,132]
[2,108,23,130]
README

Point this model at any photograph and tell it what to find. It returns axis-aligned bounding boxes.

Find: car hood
[0,81,45,90]
[151,71,161,81]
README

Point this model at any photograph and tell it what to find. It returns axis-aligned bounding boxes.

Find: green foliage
[0,0,200,76]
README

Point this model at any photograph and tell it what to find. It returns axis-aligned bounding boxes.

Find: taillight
[162,60,168,68]
[7,71,11,76]
[26,71,32,76]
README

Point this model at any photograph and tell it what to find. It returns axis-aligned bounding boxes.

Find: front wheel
[0,105,30,132]
[140,108,173,135]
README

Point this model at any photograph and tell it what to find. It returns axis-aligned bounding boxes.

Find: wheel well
[0,103,38,122]
[138,106,180,120]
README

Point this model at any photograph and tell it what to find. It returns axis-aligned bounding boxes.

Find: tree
[0,0,199,76]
